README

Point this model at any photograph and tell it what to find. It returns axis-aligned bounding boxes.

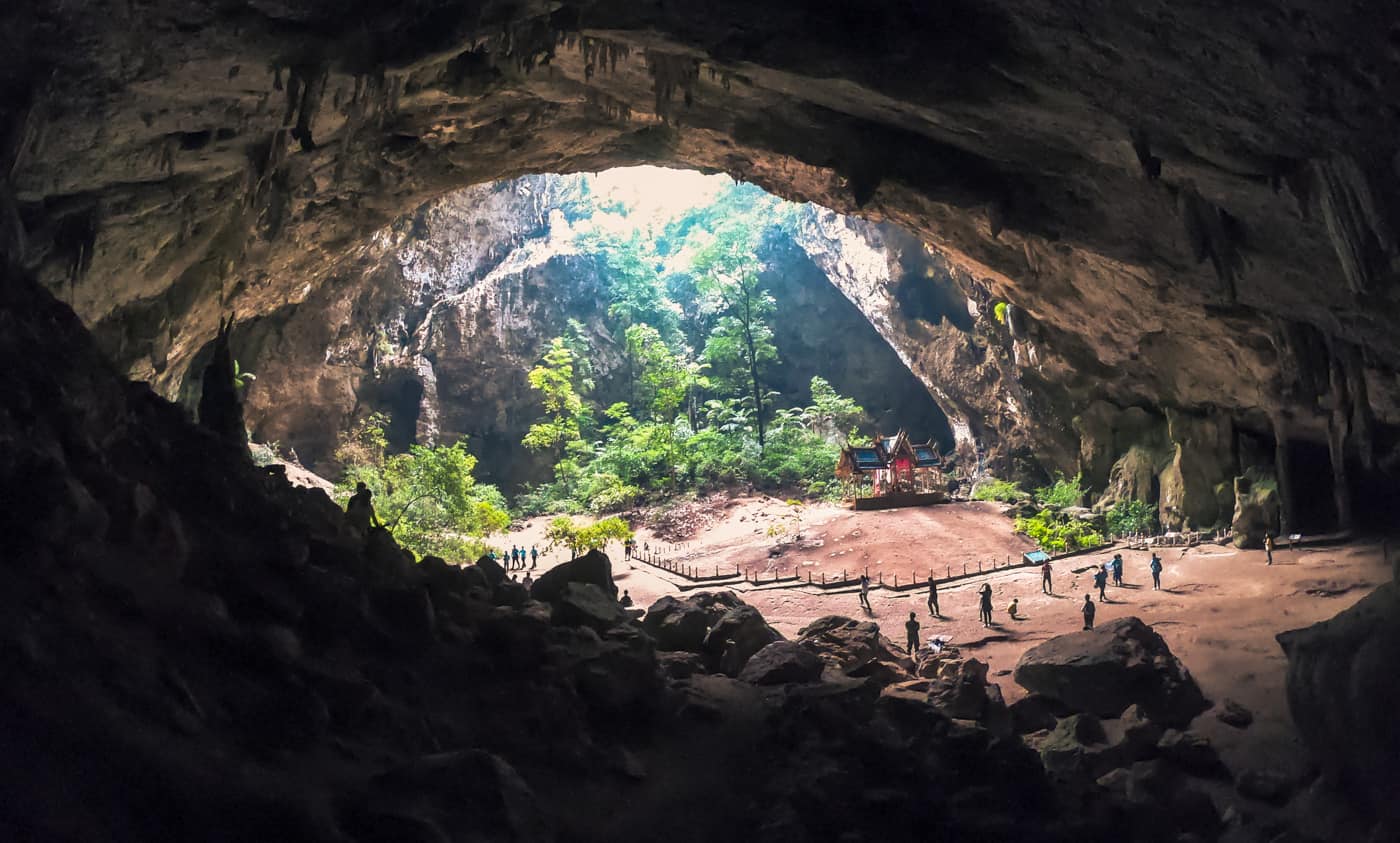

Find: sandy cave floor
[501,497,1391,788]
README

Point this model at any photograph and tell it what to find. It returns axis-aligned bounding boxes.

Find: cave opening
[245,166,961,500]
[1281,438,1338,534]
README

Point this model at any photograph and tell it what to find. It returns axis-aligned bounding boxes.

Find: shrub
[993,301,1008,324]
[972,477,1026,503]
[1106,498,1157,536]
[1015,508,1104,553]
[1035,472,1085,509]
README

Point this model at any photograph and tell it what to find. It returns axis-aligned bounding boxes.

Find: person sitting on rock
[1082,594,1096,630]
[620,589,633,607]
[345,482,378,536]
[1007,598,1019,620]
[905,611,921,654]
[522,572,534,589]
[1093,566,1108,601]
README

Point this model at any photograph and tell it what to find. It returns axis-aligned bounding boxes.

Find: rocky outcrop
[1232,469,1282,548]
[1278,579,1400,830]
[737,641,825,685]
[1014,617,1210,728]
[8,0,1400,510]
[529,548,617,602]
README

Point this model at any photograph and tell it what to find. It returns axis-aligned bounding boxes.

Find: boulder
[1156,729,1229,778]
[641,595,712,653]
[1037,713,1108,777]
[703,605,782,674]
[797,615,908,676]
[1278,580,1400,827]
[474,554,507,587]
[530,549,616,603]
[1215,698,1254,729]
[1009,693,1070,734]
[927,658,997,721]
[738,641,825,685]
[656,650,707,680]
[1013,617,1209,727]
[552,582,628,632]
[492,581,529,608]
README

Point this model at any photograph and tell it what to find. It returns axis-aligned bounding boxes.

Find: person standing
[1265,534,1274,566]
[1093,566,1108,602]
[1082,595,1096,630]
[1149,553,1163,589]
[905,612,921,655]
[978,583,994,627]
[1041,559,1054,594]
[530,544,539,569]
[1111,553,1124,586]
[858,574,872,611]
[926,576,940,617]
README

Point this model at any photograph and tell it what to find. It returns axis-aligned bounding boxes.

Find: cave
[1284,439,1338,534]
[3,2,1400,841]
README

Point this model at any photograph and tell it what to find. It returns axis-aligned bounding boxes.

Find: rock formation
[4,0,1399,522]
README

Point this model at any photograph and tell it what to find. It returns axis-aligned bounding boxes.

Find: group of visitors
[890,547,1176,652]
[505,544,538,571]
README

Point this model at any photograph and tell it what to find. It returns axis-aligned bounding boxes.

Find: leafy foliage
[1015,509,1104,553]
[544,515,634,556]
[971,477,1026,503]
[1035,472,1086,508]
[334,416,508,562]
[992,301,1008,325]
[515,179,870,515]
[1106,498,1157,536]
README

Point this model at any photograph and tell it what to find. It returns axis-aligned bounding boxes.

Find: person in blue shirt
[1149,553,1163,589]
[1093,566,1108,601]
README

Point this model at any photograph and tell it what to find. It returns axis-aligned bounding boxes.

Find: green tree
[694,218,779,450]
[806,376,866,441]
[523,338,586,455]
[335,418,509,562]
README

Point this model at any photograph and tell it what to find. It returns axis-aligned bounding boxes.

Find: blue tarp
[1023,550,1051,564]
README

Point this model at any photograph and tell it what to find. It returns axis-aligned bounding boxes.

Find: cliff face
[5,0,1400,521]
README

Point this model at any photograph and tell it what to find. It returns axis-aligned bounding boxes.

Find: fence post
[822,572,826,584]
[963,563,967,576]
[894,574,899,587]
[977,561,982,572]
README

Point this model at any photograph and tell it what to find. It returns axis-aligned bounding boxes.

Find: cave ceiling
[4,0,1400,453]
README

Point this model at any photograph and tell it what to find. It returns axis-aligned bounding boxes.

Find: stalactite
[1326,351,1355,530]
[1314,155,1398,296]
[1341,344,1375,471]
[1176,182,1245,302]
[646,50,699,124]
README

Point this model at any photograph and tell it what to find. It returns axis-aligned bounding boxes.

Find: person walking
[858,573,872,611]
[1111,553,1124,586]
[1041,559,1053,594]
[1082,595,1096,630]
[926,575,940,617]
[1149,553,1163,589]
[905,612,921,655]
[530,544,539,569]
[978,583,994,627]
[1093,566,1108,602]
[1265,534,1274,566]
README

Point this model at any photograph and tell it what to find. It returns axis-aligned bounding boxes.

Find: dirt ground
[501,497,1392,791]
